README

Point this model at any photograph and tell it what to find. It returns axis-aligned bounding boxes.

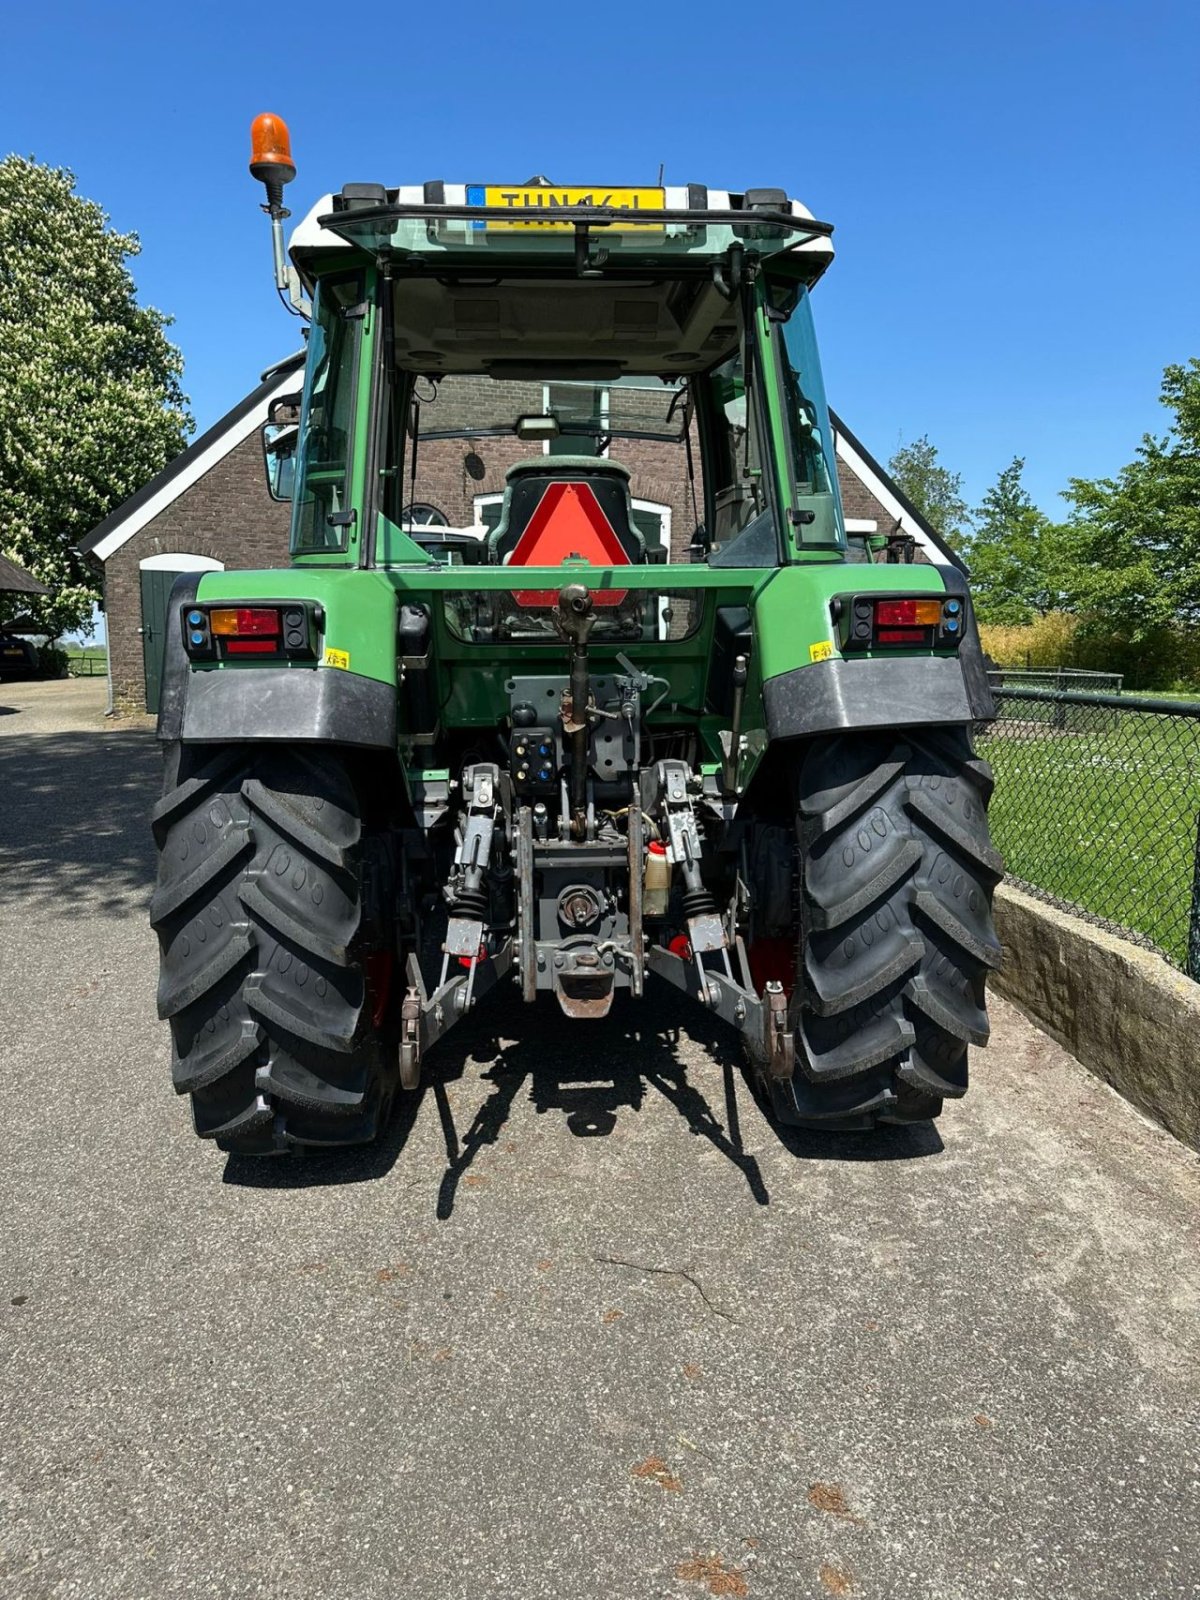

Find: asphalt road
[2,680,1199,1600]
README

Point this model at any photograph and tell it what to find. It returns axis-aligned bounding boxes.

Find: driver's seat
[487,457,646,564]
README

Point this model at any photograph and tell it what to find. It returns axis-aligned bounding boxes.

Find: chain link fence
[987,666,1124,693]
[976,687,1200,979]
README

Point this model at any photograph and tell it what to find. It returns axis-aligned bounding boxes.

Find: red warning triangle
[508,480,630,607]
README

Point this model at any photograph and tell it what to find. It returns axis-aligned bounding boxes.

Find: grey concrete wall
[993,883,1200,1150]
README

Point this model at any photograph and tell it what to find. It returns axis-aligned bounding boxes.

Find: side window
[769,280,844,548]
[291,276,362,554]
[706,349,768,549]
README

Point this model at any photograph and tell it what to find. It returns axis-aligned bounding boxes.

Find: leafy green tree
[1063,359,1200,636]
[968,457,1071,624]
[0,156,191,637]
[887,434,971,552]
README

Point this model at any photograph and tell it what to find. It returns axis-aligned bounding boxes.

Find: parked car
[0,631,40,679]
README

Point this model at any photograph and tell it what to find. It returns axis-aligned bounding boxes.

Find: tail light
[833,592,965,653]
[181,603,319,662]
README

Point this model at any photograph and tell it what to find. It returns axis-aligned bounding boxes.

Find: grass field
[65,645,108,676]
[978,700,1200,969]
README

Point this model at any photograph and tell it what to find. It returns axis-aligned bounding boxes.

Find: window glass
[703,348,775,560]
[630,502,668,554]
[442,589,702,645]
[393,373,698,566]
[770,282,844,547]
[291,277,362,554]
[473,495,505,534]
[545,382,607,457]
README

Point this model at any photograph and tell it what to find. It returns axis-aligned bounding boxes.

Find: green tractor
[150,115,1001,1154]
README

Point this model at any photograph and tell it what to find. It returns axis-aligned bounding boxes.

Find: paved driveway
[2,681,1199,1599]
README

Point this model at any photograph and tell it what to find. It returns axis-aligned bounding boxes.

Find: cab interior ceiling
[389,274,740,375]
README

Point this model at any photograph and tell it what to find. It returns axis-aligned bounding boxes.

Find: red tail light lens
[875,599,916,626]
[876,627,927,644]
[224,638,281,655]
[875,599,943,626]
[209,607,281,637]
[238,608,281,635]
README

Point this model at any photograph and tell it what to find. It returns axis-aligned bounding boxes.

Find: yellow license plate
[467,185,665,231]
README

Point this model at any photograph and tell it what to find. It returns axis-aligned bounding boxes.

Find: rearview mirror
[515,413,561,442]
[262,421,297,502]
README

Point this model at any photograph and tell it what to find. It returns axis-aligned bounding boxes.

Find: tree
[0,156,191,637]
[1063,359,1200,636]
[967,457,1072,624]
[887,434,971,552]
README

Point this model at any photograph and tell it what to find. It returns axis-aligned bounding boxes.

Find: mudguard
[156,574,396,748]
[755,565,994,742]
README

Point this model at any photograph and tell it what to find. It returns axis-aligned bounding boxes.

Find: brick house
[79,356,961,716]
[77,354,303,714]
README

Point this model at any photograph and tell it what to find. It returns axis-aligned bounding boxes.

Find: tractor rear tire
[151,744,397,1154]
[763,726,1002,1130]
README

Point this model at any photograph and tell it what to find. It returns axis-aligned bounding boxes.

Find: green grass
[64,645,108,676]
[978,707,1200,968]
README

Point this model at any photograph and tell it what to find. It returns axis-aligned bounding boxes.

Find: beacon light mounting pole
[249,112,308,316]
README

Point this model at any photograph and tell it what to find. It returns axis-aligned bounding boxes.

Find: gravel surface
[2,679,1199,1599]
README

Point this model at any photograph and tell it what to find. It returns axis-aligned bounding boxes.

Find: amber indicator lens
[209,607,281,637]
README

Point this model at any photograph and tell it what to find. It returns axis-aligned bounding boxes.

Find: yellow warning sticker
[809,640,834,663]
[322,647,351,670]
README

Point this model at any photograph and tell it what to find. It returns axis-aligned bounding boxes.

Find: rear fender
[750,563,993,743]
[157,572,397,749]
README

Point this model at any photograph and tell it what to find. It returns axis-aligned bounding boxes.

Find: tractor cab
[280,180,847,583]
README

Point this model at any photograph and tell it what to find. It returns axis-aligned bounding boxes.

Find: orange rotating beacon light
[249,112,297,293]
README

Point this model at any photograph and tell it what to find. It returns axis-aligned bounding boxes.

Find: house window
[473,493,505,534]
[631,500,671,560]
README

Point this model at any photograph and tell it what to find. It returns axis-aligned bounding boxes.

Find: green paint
[752,289,803,562]
[348,284,376,564]
[386,564,764,593]
[190,555,957,736]
[376,513,437,566]
[750,561,949,682]
[195,567,398,685]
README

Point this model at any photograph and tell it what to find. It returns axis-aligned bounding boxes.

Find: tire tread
[769,726,1000,1129]
[153,744,394,1154]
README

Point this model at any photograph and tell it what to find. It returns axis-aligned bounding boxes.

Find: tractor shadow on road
[221,1083,427,1190]
[0,728,159,913]
[223,985,941,1200]
[428,988,776,1214]
[424,990,942,1217]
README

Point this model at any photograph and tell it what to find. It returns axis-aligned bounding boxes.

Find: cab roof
[288,182,835,287]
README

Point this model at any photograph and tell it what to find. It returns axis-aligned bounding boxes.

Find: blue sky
[4,0,1198,521]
